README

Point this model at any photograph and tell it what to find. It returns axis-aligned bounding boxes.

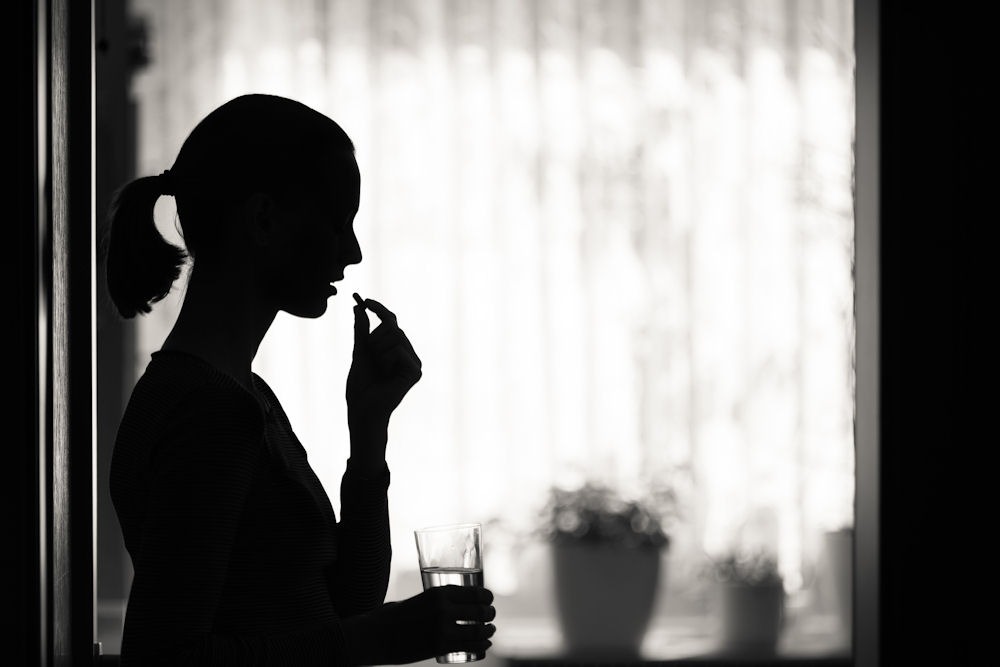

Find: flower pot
[716,580,785,656]
[551,543,663,659]
[823,528,853,648]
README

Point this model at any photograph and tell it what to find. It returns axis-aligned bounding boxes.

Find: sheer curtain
[127,0,854,605]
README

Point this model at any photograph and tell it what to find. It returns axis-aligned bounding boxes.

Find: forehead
[321,153,360,210]
[295,153,358,215]
[343,156,361,210]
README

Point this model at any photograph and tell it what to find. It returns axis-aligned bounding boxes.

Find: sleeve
[119,390,351,667]
[327,457,393,617]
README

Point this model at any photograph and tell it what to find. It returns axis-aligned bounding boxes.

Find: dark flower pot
[551,542,663,659]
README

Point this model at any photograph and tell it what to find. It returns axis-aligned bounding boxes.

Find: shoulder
[112,352,268,493]
[134,352,261,417]
[249,373,285,418]
[118,351,266,455]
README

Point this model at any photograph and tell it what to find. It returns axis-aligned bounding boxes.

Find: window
[101,0,858,659]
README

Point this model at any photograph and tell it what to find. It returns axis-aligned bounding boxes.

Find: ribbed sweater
[110,350,391,665]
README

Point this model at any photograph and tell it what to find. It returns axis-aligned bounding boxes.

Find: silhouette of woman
[104,93,496,666]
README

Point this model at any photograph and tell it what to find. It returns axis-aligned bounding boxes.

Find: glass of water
[414,522,485,663]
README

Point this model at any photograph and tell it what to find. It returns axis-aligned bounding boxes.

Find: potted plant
[535,475,683,658]
[821,526,853,648]
[704,548,786,656]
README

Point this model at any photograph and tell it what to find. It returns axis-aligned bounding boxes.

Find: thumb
[353,293,370,346]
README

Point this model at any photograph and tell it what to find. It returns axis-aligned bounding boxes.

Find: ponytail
[104,175,187,319]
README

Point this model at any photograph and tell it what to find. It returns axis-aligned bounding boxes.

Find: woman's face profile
[264,155,362,318]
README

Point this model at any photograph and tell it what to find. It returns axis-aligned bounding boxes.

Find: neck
[161,265,276,391]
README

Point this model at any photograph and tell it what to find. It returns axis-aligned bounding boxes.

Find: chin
[283,299,330,319]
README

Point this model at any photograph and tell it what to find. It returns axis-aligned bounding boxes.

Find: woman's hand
[344,585,497,665]
[346,294,422,458]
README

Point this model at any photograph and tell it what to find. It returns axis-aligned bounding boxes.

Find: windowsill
[490,612,850,665]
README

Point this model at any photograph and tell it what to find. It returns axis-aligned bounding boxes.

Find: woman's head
[104,93,361,319]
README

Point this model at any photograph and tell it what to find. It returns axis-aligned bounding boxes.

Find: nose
[343,227,362,267]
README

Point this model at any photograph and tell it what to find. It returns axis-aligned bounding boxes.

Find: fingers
[390,355,422,387]
[355,299,423,389]
[442,620,497,651]
[432,585,495,623]
[434,585,494,605]
[361,297,398,327]
[384,344,422,376]
[414,586,497,658]
[444,621,496,656]
[369,329,423,370]
[369,324,408,349]
[355,294,420,367]
[352,294,422,395]
[352,294,370,347]
[447,623,495,644]
[451,603,497,623]
[353,293,400,338]
[370,328,417,358]
[368,343,421,390]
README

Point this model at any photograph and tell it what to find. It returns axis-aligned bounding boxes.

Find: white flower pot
[551,543,663,659]
[823,528,853,648]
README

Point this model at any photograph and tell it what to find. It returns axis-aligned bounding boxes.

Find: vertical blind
[127,0,854,599]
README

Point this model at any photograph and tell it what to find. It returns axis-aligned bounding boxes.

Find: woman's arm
[327,435,393,617]
[330,296,420,615]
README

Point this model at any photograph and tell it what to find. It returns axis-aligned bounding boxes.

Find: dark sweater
[111,350,391,665]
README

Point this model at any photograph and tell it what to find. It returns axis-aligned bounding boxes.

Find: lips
[327,273,345,296]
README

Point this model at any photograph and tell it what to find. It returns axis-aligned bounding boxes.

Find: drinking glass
[414,522,485,663]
